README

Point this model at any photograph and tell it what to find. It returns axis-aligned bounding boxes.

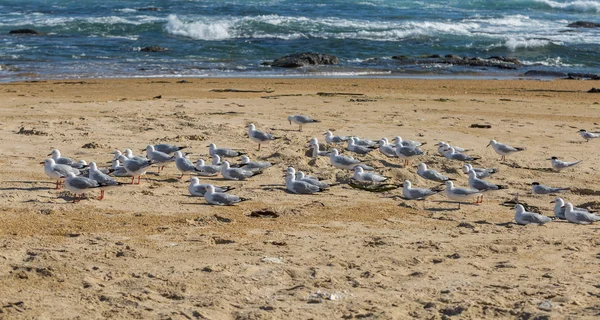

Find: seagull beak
[549,201,555,203]
[485,143,490,148]
[39,161,44,165]
[288,120,292,125]
[47,153,52,156]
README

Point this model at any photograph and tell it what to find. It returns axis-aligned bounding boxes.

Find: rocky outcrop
[263,53,339,68]
[9,29,42,35]
[140,46,168,52]
[567,21,600,28]
[391,54,522,70]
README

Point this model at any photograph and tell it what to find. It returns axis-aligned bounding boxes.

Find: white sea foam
[521,56,582,67]
[165,14,232,40]
[504,38,559,51]
[535,0,600,13]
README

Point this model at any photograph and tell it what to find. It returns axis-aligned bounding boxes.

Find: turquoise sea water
[1,0,600,81]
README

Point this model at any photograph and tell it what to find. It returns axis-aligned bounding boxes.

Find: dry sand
[1,78,600,319]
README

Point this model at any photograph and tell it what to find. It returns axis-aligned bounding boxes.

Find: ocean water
[1,0,600,81]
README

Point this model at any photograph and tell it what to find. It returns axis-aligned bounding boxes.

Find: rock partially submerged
[140,46,168,52]
[9,29,42,35]
[391,54,522,70]
[264,52,339,68]
[567,21,600,28]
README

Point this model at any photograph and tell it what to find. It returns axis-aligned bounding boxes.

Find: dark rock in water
[264,52,339,68]
[567,21,600,28]
[140,46,168,52]
[391,54,522,70]
[9,29,42,35]
[567,73,600,80]
[523,70,567,78]
[137,7,160,11]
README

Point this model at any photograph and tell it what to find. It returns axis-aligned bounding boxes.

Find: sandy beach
[1,77,600,319]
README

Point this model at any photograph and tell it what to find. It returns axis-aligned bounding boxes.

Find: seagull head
[578,129,587,133]
[188,177,199,184]
[286,167,296,175]
[196,159,205,166]
[248,123,256,130]
[467,170,477,178]
[547,156,558,160]
[205,184,215,194]
[564,202,574,212]
[240,155,250,164]
[514,204,525,213]
[354,166,364,173]
[403,180,411,188]
[486,140,497,148]
[329,148,339,156]
[445,180,454,189]
[49,149,60,158]
[417,163,427,171]
[222,161,230,169]
[65,172,77,179]
[89,162,97,170]
[461,164,470,174]
[41,158,54,166]
[551,197,564,206]
[287,115,293,125]
[146,145,155,153]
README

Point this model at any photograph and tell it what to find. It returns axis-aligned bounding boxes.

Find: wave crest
[164,14,232,40]
[535,0,600,13]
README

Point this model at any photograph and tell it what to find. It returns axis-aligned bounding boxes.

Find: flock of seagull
[40,115,600,225]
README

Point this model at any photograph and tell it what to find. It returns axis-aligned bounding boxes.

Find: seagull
[353,167,389,183]
[195,156,223,176]
[548,156,582,171]
[119,155,153,184]
[392,136,425,148]
[112,150,124,161]
[248,123,279,151]
[551,197,596,220]
[532,182,570,195]
[378,138,397,158]
[395,145,424,166]
[578,129,600,142]
[153,143,188,154]
[441,147,480,162]
[187,177,234,197]
[467,170,507,203]
[347,137,376,155]
[296,171,330,189]
[285,171,323,194]
[328,148,371,170]
[565,202,600,224]
[88,162,123,200]
[41,158,81,189]
[146,145,175,173]
[352,137,378,148]
[221,161,260,180]
[288,115,319,131]
[514,204,551,225]
[72,160,89,169]
[110,160,132,177]
[402,180,440,200]
[208,143,245,158]
[48,149,78,167]
[437,142,468,153]
[461,164,497,179]
[175,151,200,179]
[325,131,349,144]
[417,163,452,183]
[487,140,525,161]
[236,155,273,172]
[63,172,103,203]
[308,137,330,159]
[123,148,144,160]
[445,181,482,209]
[204,184,248,206]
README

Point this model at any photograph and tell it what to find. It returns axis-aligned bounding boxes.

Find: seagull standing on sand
[532,182,570,195]
[325,131,349,144]
[63,172,103,203]
[208,143,245,158]
[467,170,507,203]
[487,140,525,161]
[110,160,132,177]
[445,181,482,209]
[461,164,497,179]
[402,180,440,200]
[153,143,188,154]
[119,155,153,184]
[285,171,323,194]
[564,202,600,224]
[417,163,452,183]
[548,156,582,171]
[392,136,425,148]
[204,185,248,206]
[514,204,552,225]
[288,115,319,131]
[88,162,122,200]
[187,177,234,197]
[195,156,222,176]
[248,123,278,151]
[353,167,389,183]
[175,151,199,179]
[146,145,175,173]
[41,158,81,189]
[395,145,424,166]
[578,129,600,142]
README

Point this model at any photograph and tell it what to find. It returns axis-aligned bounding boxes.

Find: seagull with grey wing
[531,182,569,195]
[41,158,81,189]
[88,162,124,200]
[514,204,552,225]
[551,197,596,220]
[441,147,480,162]
[467,169,507,203]
[461,164,497,179]
[325,131,349,144]
[221,161,261,180]
[195,155,222,176]
[353,167,389,183]
[392,136,425,148]
[308,137,330,158]
[146,145,175,173]
[288,115,320,131]
[352,137,378,148]
[236,155,273,172]
[487,139,525,161]
[208,143,246,158]
[548,156,582,171]
[204,185,248,206]
[395,145,424,166]
[565,202,600,224]
[248,123,279,151]
[296,171,330,189]
[328,148,373,171]
[175,151,200,179]
[119,155,153,184]
[187,177,234,197]
[401,180,441,200]
[48,149,79,168]
[445,181,482,209]
[153,143,188,154]
[378,138,398,158]
[579,129,600,142]
[110,160,132,177]
[63,172,104,203]
[417,163,452,183]
[347,137,377,155]
[285,170,324,194]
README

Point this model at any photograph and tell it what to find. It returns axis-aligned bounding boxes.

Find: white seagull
[188,177,234,197]
[285,171,323,194]
[402,180,440,200]
[41,158,81,189]
[445,181,482,209]
[353,167,389,183]
[565,202,600,224]
[204,185,248,206]
[514,204,551,225]
[248,123,279,151]
[461,164,497,179]
[88,162,123,200]
[487,140,525,161]
[208,143,246,158]
[325,131,350,144]
[221,161,260,180]
[417,163,452,183]
[175,151,199,179]
[288,115,320,131]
